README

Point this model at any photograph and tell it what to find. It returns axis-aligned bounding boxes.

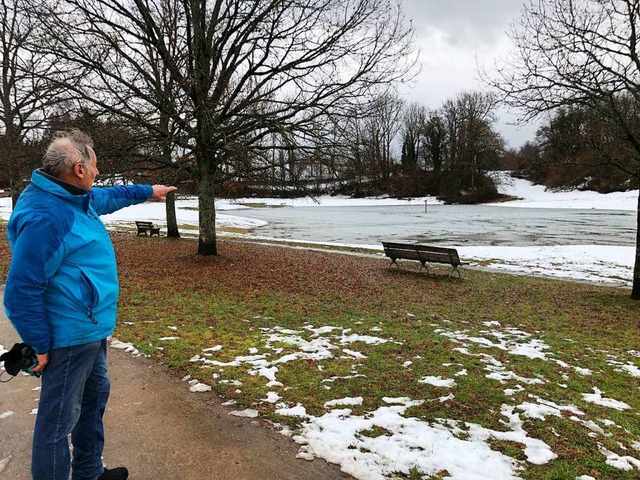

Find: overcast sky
[398,0,538,149]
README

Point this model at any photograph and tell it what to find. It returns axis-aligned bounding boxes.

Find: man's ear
[73,163,84,177]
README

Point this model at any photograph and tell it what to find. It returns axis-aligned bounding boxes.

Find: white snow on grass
[0,456,10,474]
[457,244,633,286]
[202,345,223,352]
[598,446,640,471]
[470,404,558,465]
[418,376,456,387]
[109,338,143,356]
[107,318,640,479]
[582,388,632,411]
[618,363,640,377]
[515,398,584,420]
[187,379,212,393]
[229,409,259,418]
[323,397,364,407]
[285,399,557,480]
[437,327,552,360]
[186,325,389,398]
[341,349,366,359]
[262,392,282,403]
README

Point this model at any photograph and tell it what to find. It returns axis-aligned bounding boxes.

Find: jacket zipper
[80,270,99,324]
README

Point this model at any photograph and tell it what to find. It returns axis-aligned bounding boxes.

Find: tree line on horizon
[0,89,510,203]
[507,100,640,194]
[2,89,637,204]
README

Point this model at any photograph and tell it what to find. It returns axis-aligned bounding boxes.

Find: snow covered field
[1,173,636,286]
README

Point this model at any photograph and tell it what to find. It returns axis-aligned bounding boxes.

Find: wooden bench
[381,242,468,277]
[135,221,161,237]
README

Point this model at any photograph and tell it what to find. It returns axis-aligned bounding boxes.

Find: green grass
[1,229,638,479]
[113,259,639,478]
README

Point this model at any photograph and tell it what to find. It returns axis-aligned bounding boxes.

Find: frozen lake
[227,204,637,248]
[1,184,637,284]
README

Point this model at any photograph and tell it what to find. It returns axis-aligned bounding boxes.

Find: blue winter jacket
[4,170,153,354]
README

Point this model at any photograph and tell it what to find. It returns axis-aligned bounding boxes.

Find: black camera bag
[0,342,38,376]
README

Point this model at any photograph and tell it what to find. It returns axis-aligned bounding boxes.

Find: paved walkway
[0,289,350,480]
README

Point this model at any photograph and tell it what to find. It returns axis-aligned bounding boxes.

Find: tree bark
[165,191,180,238]
[9,174,25,209]
[197,159,217,256]
[161,140,180,238]
[632,188,640,300]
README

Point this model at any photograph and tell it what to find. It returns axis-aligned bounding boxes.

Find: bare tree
[0,0,70,206]
[35,0,416,255]
[400,102,426,169]
[488,0,640,299]
[530,104,637,190]
[361,92,405,192]
[421,111,446,173]
[439,91,504,199]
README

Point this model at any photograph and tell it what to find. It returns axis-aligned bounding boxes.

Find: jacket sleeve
[90,185,153,216]
[4,213,68,354]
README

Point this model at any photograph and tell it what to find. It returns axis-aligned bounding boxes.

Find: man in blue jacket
[4,130,177,480]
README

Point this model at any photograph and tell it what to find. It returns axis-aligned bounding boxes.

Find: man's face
[80,147,100,190]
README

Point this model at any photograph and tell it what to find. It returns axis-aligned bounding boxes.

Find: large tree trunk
[159,121,180,238]
[632,189,640,300]
[9,174,25,208]
[165,191,180,238]
[197,159,217,256]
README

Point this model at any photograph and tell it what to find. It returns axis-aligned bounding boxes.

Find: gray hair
[43,130,95,177]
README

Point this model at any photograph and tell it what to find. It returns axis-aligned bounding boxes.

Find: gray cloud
[401,0,525,47]
[396,0,536,147]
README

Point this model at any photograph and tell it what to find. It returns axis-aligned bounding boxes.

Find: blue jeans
[32,339,110,480]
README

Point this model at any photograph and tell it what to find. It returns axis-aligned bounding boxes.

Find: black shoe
[97,467,129,480]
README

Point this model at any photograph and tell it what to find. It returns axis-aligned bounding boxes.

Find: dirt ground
[0,288,351,480]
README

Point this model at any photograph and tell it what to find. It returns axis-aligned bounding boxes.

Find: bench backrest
[416,245,462,266]
[448,249,463,266]
[382,242,462,266]
[418,250,452,264]
[135,221,154,227]
[382,242,421,261]
[385,247,422,261]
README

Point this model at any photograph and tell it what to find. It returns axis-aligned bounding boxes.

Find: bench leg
[388,259,400,271]
[449,266,462,278]
[419,262,429,274]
